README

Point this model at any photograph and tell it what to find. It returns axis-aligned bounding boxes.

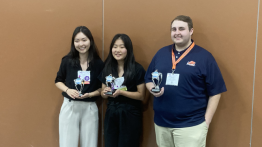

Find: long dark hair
[67,26,100,66]
[103,34,136,82]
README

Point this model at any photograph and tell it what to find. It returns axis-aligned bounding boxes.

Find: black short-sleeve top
[55,56,104,102]
[98,62,146,107]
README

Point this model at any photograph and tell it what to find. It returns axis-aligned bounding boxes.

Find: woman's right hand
[102,87,112,96]
[66,89,80,99]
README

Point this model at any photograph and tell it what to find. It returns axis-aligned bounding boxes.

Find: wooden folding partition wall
[0,0,261,147]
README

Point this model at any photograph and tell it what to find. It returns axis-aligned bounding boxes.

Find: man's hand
[150,87,164,97]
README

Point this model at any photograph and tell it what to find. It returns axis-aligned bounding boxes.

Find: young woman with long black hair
[55,26,103,147]
[99,34,146,147]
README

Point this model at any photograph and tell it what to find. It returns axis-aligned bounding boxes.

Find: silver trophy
[105,74,116,95]
[151,70,162,93]
[74,77,85,97]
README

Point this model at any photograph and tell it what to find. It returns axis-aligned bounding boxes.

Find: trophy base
[105,89,116,95]
[151,88,160,93]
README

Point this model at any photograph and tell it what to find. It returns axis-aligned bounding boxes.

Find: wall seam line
[250,0,260,146]
[102,0,104,61]
[102,0,104,147]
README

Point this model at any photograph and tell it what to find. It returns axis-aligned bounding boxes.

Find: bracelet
[65,88,69,93]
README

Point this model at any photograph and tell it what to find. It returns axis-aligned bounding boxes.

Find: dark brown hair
[171,15,193,30]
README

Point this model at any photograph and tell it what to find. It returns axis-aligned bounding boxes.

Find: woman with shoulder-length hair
[55,26,103,147]
[99,34,146,147]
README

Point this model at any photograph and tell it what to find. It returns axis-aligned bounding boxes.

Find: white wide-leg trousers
[59,97,98,147]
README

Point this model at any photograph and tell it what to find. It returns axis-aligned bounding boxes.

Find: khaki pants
[59,98,98,147]
[155,122,208,147]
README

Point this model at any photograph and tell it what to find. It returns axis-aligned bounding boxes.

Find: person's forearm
[88,88,101,97]
[101,92,109,99]
[205,94,221,125]
[101,84,109,99]
[55,82,68,92]
[120,90,144,101]
[146,82,154,91]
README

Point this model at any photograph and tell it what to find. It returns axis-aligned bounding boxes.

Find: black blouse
[98,62,146,107]
[55,56,104,102]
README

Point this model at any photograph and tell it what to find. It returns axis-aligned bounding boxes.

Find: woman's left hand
[76,93,90,99]
[112,89,121,98]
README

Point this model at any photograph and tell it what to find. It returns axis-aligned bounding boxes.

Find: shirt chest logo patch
[187,61,196,66]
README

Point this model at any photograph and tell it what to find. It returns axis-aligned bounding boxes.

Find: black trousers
[104,101,142,147]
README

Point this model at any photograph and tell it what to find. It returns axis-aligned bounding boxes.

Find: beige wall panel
[104,0,258,146]
[0,0,102,146]
[251,2,262,146]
